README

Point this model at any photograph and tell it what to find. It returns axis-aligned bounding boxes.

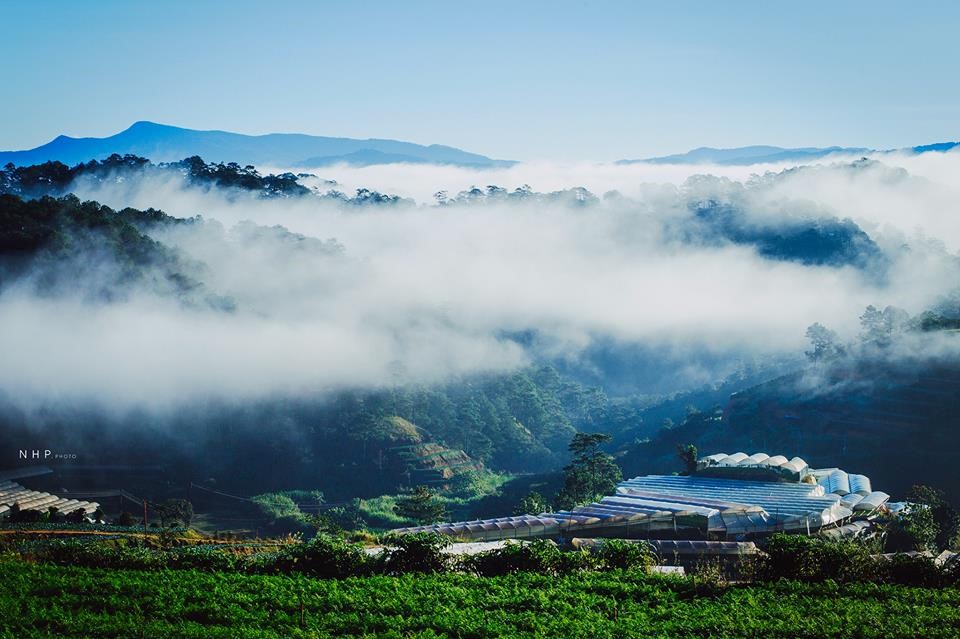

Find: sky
[1,0,958,161]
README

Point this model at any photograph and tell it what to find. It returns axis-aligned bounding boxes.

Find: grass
[2,560,959,638]
[246,471,513,531]
[357,494,410,528]
[358,471,515,529]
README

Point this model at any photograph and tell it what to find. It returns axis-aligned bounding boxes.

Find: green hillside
[623,355,960,499]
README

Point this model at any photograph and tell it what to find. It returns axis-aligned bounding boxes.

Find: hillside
[622,352,960,499]
[0,121,515,168]
[0,193,227,306]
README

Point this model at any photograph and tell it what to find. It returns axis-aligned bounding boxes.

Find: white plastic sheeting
[886,501,909,515]
[820,520,875,540]
[619,475,852,532]
[811,469,876,498]
[821,470,851,496]
[840,493,865,508]
[394,453,888,541]
[571,538,760,556]
[853,491,890,512]
[698,451,809,479]
[0,481,99,516]
[760,455,789,467]
[848,474,872,495]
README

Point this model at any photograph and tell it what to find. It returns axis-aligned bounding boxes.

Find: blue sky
[2,1,958,161]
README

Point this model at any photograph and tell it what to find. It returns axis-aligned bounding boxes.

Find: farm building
[392,452,889,542]
[0,480,100,519]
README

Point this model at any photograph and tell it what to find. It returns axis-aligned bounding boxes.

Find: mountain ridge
[0,121,516,168]
[619,141,959,166]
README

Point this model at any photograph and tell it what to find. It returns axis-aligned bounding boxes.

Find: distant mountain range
[0,122,515,168]
[2,122,957,168]
[619,142,959,166]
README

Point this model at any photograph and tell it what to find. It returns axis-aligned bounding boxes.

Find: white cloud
[2,151,958,409]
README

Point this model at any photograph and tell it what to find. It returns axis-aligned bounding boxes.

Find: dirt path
[0,529,226,543]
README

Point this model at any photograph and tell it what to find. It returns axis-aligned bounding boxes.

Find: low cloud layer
[2,150,959,409]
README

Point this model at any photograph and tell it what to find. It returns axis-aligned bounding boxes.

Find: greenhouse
[393,452,890,541]
[0,481,100,518]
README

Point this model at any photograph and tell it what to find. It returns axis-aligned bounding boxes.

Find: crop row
[2,560,959,639]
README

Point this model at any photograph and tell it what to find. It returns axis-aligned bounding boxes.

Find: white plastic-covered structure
[393,452,889,541]
[697,451,811,481]
[0,481,99,518]
[571,537,760,557]
[820,519,875,540]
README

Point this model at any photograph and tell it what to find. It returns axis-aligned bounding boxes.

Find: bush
[263,514,312,538]
[877,553,943,587]
[31,540,166,571]
[463,540,595,577]
[379,532,451,575]
[885,504,939,553]
[758,534,876,583]
[168,546,239,572]
[303,501,368,535]
[252,493,302,521]
[592,539,656,571]
[687,558,730,595]
[512,491,550,516]
[758,535,960,586]
[116,511,137,527]
[249,534,371,578]
[156,499,194,528]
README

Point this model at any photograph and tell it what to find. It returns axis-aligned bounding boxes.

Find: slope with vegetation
[1,153,409,203]
[621,301,960,499]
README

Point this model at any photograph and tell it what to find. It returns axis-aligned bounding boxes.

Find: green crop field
[2,560,959,639]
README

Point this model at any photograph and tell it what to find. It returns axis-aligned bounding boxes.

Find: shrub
[378,532,451,575]
[592,539,656,571]
[264,515,312,538]
[156,499,194,528]
[168,546,239,572]
[885,505,939,553]
[877,553,943,587]
[689,557,729,592]
[116,511,137,527]
[757,534,876,583]
[250,534,371,578]
[31,540,166,571]
[303,501,368,535]
[252,493,302,520]
[513,491,550,516]
[463,540,595,577]
[942,555,960,585]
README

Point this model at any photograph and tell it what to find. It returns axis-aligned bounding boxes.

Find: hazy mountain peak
[0,122,515,168]
[620,141,959,166]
